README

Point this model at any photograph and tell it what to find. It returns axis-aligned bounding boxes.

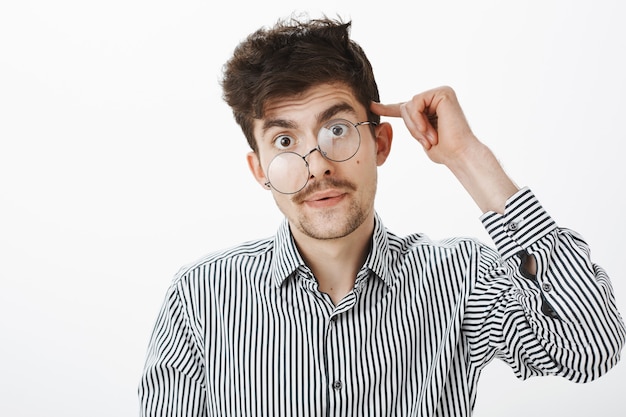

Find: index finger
[370,101,404,118]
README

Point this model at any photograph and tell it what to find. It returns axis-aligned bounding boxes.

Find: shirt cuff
[480,187,557,260]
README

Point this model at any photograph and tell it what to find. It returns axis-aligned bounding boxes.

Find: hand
[370,86,480,167]
[372,86,519,213]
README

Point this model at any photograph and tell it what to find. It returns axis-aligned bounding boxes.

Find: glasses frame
[264,119,378,194]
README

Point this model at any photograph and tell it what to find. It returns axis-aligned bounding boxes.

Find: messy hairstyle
[221,15,380,152]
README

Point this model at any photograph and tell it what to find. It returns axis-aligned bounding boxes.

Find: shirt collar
[363,213,394,287]
[270,212,394,288]
[270,219,307,288]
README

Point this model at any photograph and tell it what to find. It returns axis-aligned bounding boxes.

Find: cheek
[270,191,291,213]
[258,156,274,177]
[344,158,377,182]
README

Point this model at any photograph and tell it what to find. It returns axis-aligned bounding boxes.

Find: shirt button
[332,380,343,390]
[542,282,553,292]
[507,221,519,232]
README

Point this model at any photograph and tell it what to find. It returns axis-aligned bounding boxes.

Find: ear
[374,122,393,166]
[246,151,271,189]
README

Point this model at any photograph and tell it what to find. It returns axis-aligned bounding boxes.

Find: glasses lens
[318,119,360,162]
[267,152,309,194]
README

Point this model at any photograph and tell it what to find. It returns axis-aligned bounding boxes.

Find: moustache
[291,178,357,204]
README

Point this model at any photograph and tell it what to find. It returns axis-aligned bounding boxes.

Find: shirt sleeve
[138,275,207,416]
[464,187,626,382]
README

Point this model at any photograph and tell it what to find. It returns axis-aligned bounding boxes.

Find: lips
[304,190,345,202]
[292,179,357,204]
[300,190,347,208]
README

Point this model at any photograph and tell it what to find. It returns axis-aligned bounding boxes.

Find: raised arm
[371,86,518,215]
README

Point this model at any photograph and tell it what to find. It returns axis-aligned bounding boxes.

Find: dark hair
[221,15,380,152]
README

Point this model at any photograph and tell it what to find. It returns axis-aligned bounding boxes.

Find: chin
[296,208,367,240]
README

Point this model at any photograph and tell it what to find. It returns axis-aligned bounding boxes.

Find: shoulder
[386,228,484,254]
[385,228,500,268]
[172,236,275,286]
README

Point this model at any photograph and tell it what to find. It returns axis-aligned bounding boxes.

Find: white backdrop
[1,1,625,416]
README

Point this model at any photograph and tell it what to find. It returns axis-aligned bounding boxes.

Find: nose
[303,146,332,180]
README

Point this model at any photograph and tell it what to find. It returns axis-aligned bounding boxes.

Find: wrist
[446,141,519,214]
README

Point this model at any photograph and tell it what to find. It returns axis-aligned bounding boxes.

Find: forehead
[254,83,365,134]
[265,83,360,116]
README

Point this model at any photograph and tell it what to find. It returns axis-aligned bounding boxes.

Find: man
[139,16,625,416]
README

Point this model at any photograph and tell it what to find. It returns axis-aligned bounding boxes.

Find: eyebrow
[261,118,297,131]
[317,102,358,124]
[261,102,359,133]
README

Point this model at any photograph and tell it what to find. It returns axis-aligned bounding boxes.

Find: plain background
[1,0,625,415]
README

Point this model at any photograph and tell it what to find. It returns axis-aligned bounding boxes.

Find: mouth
[292,179,356,205]
[304,190,345,203]
[299,189,347,208]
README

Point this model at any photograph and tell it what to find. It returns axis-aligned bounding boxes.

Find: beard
[295,197,368,240]
[285,177,375,240]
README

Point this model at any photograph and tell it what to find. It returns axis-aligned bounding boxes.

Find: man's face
[247,83,392,241]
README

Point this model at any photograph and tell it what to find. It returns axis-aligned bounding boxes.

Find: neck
[291,214,375,305]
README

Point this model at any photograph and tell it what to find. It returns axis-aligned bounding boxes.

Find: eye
[273,135,295,150]
[328,122,350,138]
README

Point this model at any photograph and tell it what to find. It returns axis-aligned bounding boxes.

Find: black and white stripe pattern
[139,187,625,416]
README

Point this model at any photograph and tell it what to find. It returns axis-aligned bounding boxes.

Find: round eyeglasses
[264,118,378,194]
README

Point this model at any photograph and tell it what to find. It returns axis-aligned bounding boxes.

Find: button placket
[324,312,348,411]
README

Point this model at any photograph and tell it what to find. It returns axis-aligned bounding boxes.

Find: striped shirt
[138,187,625,416]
